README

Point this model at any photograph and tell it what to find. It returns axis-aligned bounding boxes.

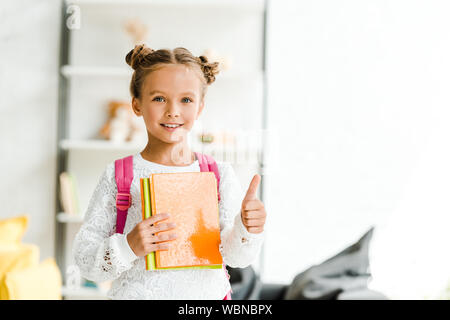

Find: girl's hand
[241,174,266,234]
[126,213,178,257]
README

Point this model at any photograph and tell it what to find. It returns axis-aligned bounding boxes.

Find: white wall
[0,0,61,260]
[263,0,450,299]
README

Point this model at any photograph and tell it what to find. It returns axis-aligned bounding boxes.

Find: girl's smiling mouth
[160,123,184,131]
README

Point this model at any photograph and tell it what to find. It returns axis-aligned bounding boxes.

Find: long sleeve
[72,163,138,283]
[218,162,265,268]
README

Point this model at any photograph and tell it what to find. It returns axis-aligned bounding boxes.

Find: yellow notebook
[140,172,223,271]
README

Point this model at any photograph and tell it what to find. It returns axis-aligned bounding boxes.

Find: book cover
[59,172,80,215]
[140,172,223,271]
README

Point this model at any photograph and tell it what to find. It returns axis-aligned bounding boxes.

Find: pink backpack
[114,152,232,300]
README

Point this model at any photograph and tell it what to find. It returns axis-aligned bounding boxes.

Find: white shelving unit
[67,0,265,11]
[61,65,131,77]
[61,286,108,300]
[60,139,144,151]
[56,0,267,299]
[61,64,263,81]
[57,212,84,223]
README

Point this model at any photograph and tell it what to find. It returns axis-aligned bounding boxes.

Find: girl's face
[132,64,204,144]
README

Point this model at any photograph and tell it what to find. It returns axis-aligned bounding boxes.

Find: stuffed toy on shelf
[99,100,147,143]
[201,48,233,72]
[123,17,149,45]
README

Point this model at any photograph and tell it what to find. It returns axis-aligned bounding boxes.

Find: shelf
[61,286,108,300]
[61,65,263,82]
[60,139,145,151]
[60,138,261,155]
[57,212,84,223]
[61,65,131,77]
[65,0,265,11]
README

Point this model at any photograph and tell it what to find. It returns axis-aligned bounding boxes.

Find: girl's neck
[140,142,196,167]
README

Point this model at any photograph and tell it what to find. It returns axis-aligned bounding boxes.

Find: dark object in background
[227,264,284,300]
[227,227,388,300]
[283,227,387,299]
[227,265,260,300]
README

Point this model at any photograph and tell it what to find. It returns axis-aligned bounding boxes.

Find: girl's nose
[165,103,180,118]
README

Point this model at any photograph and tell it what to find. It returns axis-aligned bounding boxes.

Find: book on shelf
[140,172,223,271]
[59,172,80,215]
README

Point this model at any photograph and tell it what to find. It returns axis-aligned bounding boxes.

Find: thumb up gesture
[241,174,267,234]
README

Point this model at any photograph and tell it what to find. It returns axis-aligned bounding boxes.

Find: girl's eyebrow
[180,91,196,96]
[149,90,165,96]
[149,90,197,97]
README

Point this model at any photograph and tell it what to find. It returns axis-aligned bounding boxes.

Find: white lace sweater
[72,153,265,300]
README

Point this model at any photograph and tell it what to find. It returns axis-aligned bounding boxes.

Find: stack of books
[140,172,223,271]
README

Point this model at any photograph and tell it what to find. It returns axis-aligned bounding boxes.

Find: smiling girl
[73,44,266,300]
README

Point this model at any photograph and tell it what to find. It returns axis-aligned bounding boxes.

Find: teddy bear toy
[99,100,147,143]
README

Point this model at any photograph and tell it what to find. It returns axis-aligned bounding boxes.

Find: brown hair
[125,44,220,100]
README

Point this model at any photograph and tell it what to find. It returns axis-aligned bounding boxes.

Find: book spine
[140,179,147,270]
[142,178,156,271]
[60,172,76,215]
[149,175,158,269]
[69,173,80,215]
[212,173,224,266]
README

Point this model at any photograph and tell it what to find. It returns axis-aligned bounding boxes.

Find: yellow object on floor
[0,258,62,300]
[0,215,29,244]
[0,244,39,278]
[0,215,62,300]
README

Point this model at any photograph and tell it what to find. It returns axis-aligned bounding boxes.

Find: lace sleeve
[217,162,265,268]
[72,163,137,283]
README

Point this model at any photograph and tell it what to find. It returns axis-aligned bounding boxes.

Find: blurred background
[1,0,450,300]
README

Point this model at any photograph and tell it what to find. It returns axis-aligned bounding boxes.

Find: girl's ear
[131,97,142,116]
[196,99,205,120]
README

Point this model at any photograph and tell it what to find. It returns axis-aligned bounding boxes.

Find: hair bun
[125,44,154,70]
[198,55,220,85]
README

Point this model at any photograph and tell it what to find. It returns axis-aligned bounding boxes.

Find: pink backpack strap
[114,155,134,234]
[194,152,221,202]
[194,152,231,299]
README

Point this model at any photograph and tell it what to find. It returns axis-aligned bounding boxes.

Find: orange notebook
[140,172,223,271]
